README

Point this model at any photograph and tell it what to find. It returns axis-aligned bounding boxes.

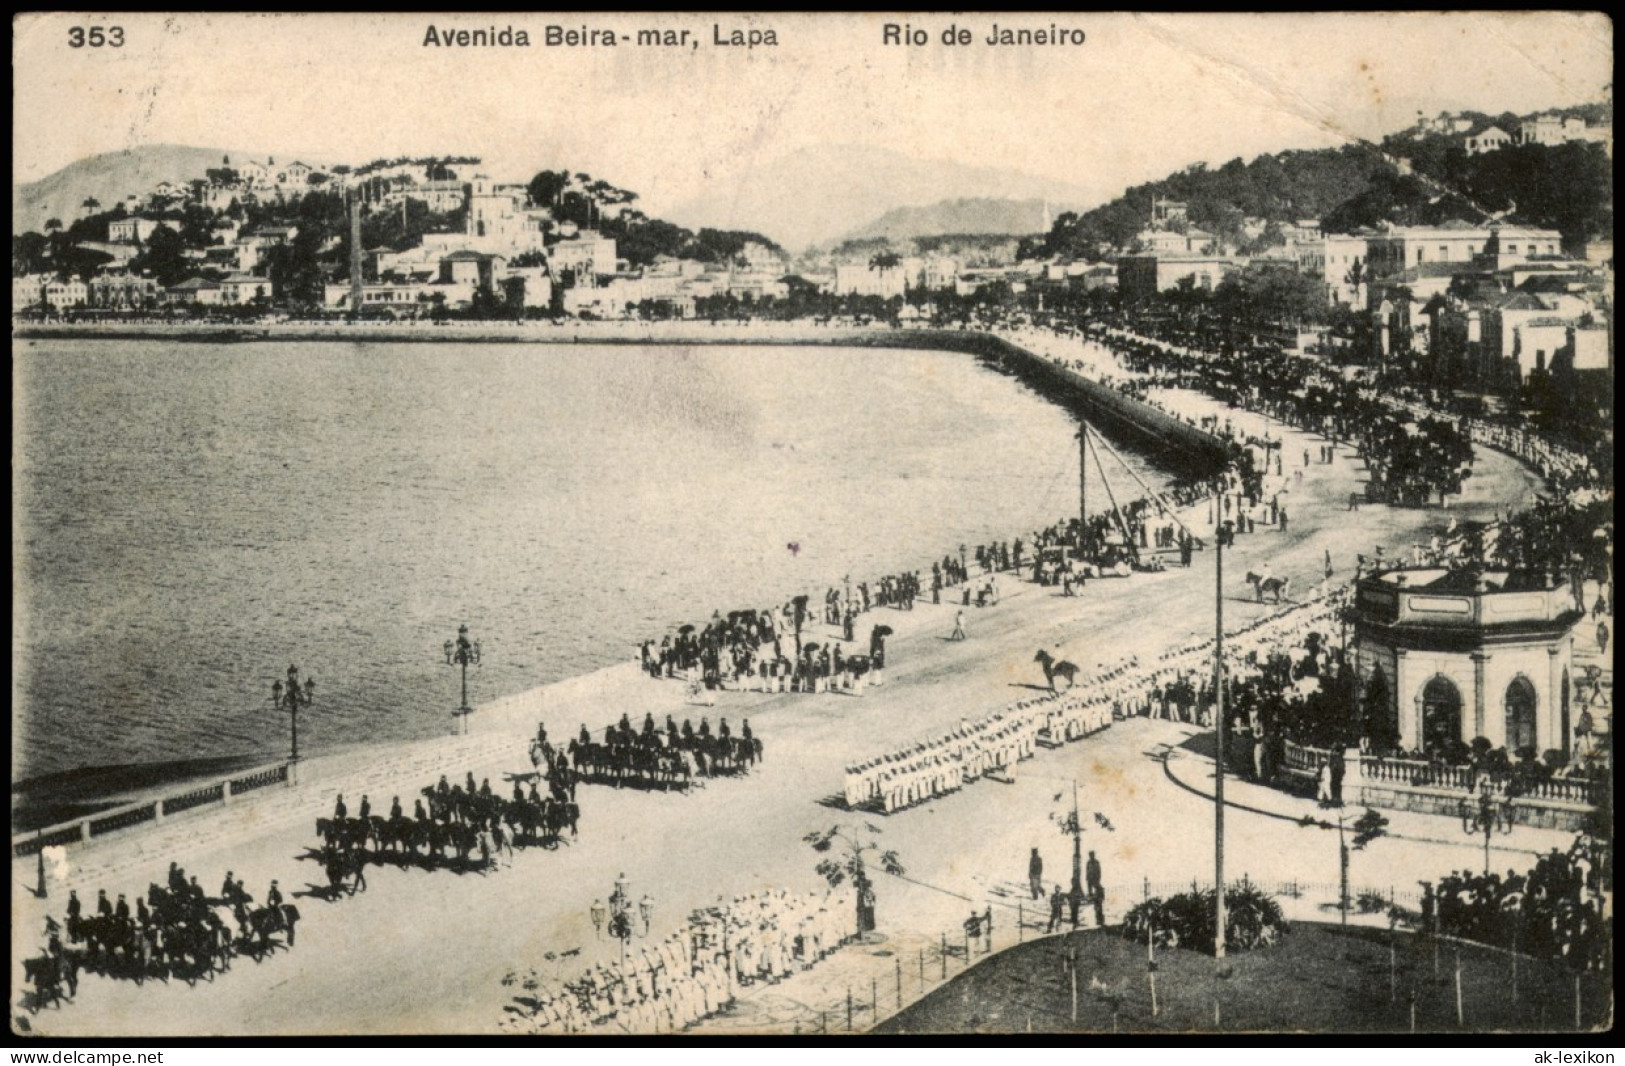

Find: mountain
[662,144,1102,252]
[839,198,1064,244]
[1024,145,1391,260]
[1025,100,1614,260]
[13,145,249,234]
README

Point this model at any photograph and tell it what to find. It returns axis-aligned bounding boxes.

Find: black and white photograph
[9,11,1614,1038]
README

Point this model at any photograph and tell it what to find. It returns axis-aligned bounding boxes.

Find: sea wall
[882,331,1231,473]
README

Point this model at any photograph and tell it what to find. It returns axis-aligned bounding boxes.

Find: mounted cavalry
[30,867,294,1010]
[560,714,763,792]
[312,775,579,878]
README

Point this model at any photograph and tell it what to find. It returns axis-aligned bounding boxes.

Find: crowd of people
[638,607,898,696]
[1427,840,1610,972]
[1001,315,1489,515]
[502,887,857,1034]
[25,861,296,1009]
[1035,312,1610,598]
[632,472,1226,704]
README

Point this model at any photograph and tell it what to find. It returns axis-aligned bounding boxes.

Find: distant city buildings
[9,103,1613,383]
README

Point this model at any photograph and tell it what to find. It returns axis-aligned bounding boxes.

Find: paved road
[12,373,1562,1036]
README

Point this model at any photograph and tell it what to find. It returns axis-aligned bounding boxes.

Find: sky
[12,11,1613,219]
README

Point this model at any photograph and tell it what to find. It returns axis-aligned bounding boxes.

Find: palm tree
[869,251,902,271]
[81,197,101,217]
[44,218,62,235]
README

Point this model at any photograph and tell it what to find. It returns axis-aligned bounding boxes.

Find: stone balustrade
[11,760,292,859]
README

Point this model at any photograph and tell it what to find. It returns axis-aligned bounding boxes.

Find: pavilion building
[1351,567,1583,758]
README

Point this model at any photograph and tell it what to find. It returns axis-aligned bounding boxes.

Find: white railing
[11,760,293,859]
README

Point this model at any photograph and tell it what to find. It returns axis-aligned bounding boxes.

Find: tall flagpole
[1078,424,1089,562]
[1214,519,1227,959]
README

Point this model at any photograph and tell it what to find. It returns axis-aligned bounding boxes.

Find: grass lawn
[875,922,1610,1034]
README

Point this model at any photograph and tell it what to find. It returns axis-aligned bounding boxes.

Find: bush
[1356,889,1388,914]
[1121,885,1289,956]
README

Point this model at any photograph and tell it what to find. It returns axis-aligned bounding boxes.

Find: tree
[1301,806,1388,924]
[12,231,50,275]
[265,231,324,308]
[44,218,63,235]
[53,244,114,283]
[1342,257,1368,308]
[526,169,570,208]
[500,275,526,313]
[805,823,905,935]
[132,225,190,287]
[81,197,101,216]
[869,251,902,270]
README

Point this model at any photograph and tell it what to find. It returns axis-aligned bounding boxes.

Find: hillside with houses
[10,97,1613,405]
[12,155,788,320]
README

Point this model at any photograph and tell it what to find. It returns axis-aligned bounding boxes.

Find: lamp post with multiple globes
[443,623,481,734]
[271,664,316,762]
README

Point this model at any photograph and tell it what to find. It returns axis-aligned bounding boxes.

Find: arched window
[1505,676,1539,755]
[1421,675,1463,755]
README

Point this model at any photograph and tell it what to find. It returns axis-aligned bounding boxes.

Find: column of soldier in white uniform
[844,592,1343,813]
[504,887,856,1034]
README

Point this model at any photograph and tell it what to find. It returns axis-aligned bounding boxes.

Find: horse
[554,801,580,838]
[324,848,364,897]
[23,953,75,1011]
[79,914,140,966]
[1034,649,1080,691]
[1245,572,1292,603]
[549,763,577,804]
[658,749,690,790]
[163,921,219,984]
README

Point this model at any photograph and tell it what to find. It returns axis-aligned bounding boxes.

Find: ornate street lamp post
[271,664,316,762]
[1462,792,1514,875]
[443,623,481,735]
[607,872,635,962]
[1058,780,1086,929]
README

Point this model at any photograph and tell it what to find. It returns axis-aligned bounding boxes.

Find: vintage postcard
[10,11,1613,1039]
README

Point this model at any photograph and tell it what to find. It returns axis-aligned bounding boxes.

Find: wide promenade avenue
[11,338,1564,1035]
